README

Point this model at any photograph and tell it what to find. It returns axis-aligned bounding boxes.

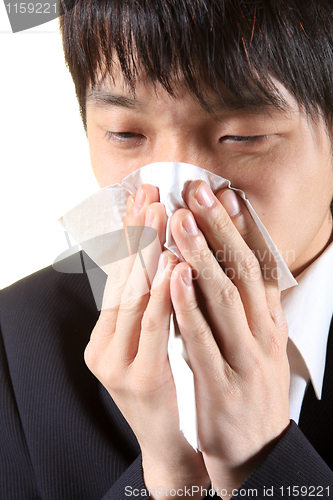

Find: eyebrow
[86,88,280,115]
[214,95,278,113]
[86,90,140,109]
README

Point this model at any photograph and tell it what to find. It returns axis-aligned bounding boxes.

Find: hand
[169,181,290,497]
[84,184,210,500]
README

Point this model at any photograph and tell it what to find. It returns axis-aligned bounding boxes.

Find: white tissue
[59,162,297,450]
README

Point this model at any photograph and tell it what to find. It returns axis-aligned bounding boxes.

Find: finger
[217,188,285,332]
[101,252,137,314]
[182,181,279,327]
[113,205,168,362]
[170,207,266,351]
[84,240,137,368]
[126,201,168,291]
[125,187,167,268]
[170,262,229,378]
[90,185,163,361]
[135,251,179,373]
[100,185,161,317]
[124,183,160,233]
[141,201,168,248]
[170,245,252,370]
[217,188,280,293]
[125,193,135,218]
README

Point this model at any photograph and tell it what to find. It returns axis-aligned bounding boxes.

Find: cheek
[87,120,138,187]
[236,139,333,263]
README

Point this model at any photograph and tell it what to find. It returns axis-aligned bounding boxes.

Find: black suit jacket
[0,253,332,499]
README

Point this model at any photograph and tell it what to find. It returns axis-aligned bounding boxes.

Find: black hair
[59,0,333,134]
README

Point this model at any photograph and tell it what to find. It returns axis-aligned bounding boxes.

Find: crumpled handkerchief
[59,162,297,450]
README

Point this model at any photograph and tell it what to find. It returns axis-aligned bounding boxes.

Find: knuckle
[176,298,199,327]
[120,294,147,316]
[212,210,231,235]
[189,323,212,346]
[240,253,261,281]
[265,324,285,358]
[198,246,214,265]
[220,282,240,306]
[121,279,149,308]
[237,217,253,239]
[176,298,206,334]
[149,281,165,302]
[105,270,128,298]
[248,308,267,332]
[141,310,158,334]
[123,280,140,300]
[279,319,289,339]
[205,281,227,305]
[110,258,131,282]
[184,294,199,314]
[271,306,289,336]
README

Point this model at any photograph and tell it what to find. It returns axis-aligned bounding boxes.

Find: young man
[1,0,333,499]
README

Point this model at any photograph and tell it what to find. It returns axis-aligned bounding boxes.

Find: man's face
[86,72,333,276]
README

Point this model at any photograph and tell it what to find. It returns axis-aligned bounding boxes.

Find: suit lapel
[298,317,333,467]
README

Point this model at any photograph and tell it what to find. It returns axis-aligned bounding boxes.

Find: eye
[223,135,268,145]
[108,132,137,140]
[106,131,145,145]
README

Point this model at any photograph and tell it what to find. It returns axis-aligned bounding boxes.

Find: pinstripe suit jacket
[0,252,332,499]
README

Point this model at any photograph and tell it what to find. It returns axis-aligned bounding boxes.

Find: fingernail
[182,213,199,236]
[220,190,241,217]
[181,267,193,286]
[145,208,154,227]
[195,182,215,208]
[133,187,146,214]
[158,253,168,273]
[127,194,135,212]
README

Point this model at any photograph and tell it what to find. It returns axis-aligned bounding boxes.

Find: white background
[0,7,99,289]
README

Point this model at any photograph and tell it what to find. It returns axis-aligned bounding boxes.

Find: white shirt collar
[282,241,333,400]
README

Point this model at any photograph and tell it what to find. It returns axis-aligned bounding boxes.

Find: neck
[291,212,333,278]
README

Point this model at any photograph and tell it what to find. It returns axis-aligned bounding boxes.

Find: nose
[150,134,220,174]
